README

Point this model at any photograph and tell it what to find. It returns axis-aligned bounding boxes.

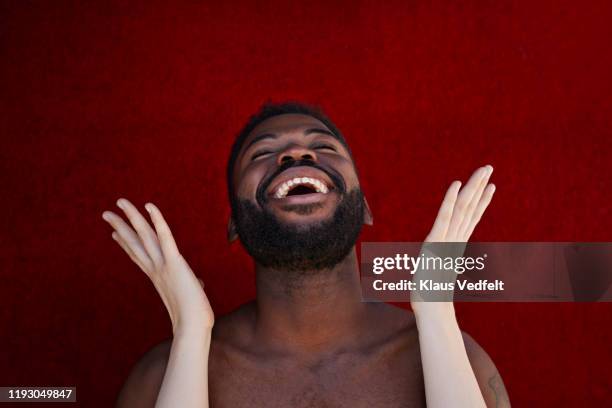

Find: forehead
[244,113,332,145]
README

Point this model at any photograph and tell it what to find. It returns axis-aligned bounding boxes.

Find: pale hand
[102,198,214,335]
[412,165,496,317]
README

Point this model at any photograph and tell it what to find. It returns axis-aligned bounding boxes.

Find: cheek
[327,156,360,189]
[235,163,268,199]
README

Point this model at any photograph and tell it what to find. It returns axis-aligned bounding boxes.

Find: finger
[116,198,163,264]
[111,231,150,273]
[102,211,154,271]
[427,180,462,241]
[458,166,493,238]
[144,202,180,258]
[446,166,489,239]
[465,184,496,239]
[197,278,205,290]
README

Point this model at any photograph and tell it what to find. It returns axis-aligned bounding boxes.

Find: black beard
[232,189,365,273]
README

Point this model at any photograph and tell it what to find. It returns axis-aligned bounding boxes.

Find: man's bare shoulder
[115,302,256,407]
[461,331,511,408]
[116,338,172,407]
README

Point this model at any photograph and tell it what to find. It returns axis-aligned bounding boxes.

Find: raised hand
[102,198,214,335]
[426,165,495,243]
[412,165,496,313]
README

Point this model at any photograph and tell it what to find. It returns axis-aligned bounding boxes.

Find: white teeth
[273,176,330,198]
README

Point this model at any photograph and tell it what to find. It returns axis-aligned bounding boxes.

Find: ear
[363,196,374,226]
[227,216,239,242]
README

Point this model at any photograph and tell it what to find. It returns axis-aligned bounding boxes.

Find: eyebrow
[244,127,338,151]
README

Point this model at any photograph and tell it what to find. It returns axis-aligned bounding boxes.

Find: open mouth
[259,164,343,207]
[273,177,330,199]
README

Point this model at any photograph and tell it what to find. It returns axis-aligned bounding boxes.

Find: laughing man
[103,102,509,408]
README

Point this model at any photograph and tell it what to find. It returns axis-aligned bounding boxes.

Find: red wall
[1,1,610,406]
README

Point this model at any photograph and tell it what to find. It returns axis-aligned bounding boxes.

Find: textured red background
[1,1,611,406]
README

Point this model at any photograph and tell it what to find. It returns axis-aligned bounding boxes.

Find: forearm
[155,328,211,408]
[415,305,486,408]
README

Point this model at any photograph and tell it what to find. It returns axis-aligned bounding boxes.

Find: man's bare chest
[208,345,426,408]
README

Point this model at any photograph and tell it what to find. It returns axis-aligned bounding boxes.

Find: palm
[426,165,495,243]
[102,199,214,333]
[411,165,496,311]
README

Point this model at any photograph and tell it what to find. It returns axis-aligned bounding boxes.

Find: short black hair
[226,101,350,205]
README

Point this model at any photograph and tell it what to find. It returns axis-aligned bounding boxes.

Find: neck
[253,247,368,353]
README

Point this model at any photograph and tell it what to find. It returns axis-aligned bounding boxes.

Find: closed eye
[251,150,273,161]
[311,144,336,152]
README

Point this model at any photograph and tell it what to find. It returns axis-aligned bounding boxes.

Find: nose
[277,144,317,165]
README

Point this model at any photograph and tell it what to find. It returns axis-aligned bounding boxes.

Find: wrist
[412,301,457,327]
[414,309,463,346]
[173,322,213,341]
